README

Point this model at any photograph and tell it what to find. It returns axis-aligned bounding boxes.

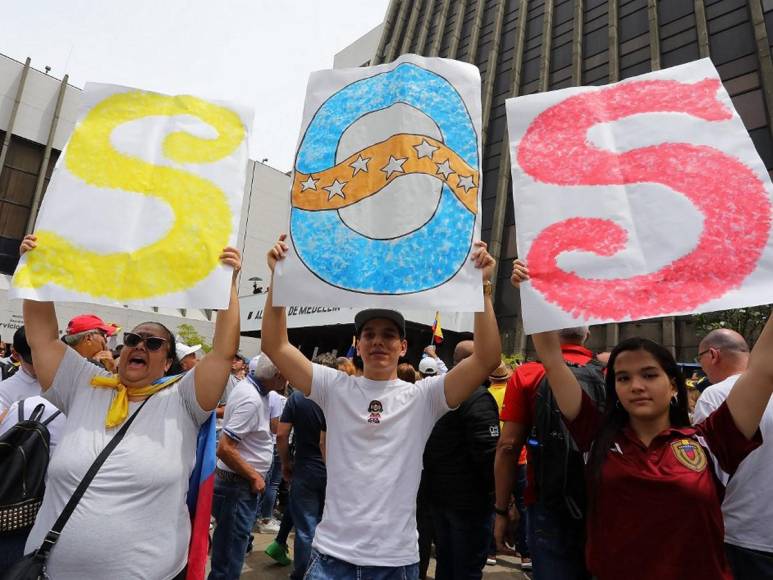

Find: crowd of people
[1,233,772,580]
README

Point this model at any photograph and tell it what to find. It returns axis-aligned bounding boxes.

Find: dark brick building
[371,0,773,359]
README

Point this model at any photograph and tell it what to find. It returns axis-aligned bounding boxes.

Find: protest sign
[274,54,483,311]
[506,59,773,333]
[11,83,251,309]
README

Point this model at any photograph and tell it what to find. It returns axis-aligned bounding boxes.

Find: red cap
[66,314,118,337]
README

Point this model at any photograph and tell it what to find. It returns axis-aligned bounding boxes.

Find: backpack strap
[34,395,152,560]
[17,398,25,422]
[42,410,62,426]
[28,404,46,423]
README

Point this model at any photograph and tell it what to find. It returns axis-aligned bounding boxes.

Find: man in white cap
[176,343,202,372]
[418,357,439,378]
[261,236,501,579]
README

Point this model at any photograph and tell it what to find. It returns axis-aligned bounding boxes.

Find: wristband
[483,281,493,296]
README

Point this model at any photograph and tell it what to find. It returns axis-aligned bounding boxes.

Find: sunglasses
[123,332,168,352]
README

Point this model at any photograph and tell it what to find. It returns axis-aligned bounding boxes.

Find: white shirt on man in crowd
[0,366,42,413]
[217,376,273,476]
[694,374,773,554]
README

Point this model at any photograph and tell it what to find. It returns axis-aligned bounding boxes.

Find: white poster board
[506,59,773,333]
[11,83,252,309]
[274,54,484,311]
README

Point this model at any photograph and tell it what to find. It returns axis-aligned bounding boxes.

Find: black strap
[42,410,62,426]
[17,398,25,422]
[36,396,152,558]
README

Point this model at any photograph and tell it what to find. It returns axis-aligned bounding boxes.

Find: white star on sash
[324,179,347,200]
[414,139,439,159]
[350,155,371,176]
[457,174,475,192]
[300,176,319,191]
[435,159,454,179]
[381,156,407,179]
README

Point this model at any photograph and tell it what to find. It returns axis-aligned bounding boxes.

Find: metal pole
[0,57,31,179]
[694,0,710,58]
[26,74,68,234]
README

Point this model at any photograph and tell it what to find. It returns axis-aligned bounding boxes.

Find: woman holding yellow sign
[13,234,241,580]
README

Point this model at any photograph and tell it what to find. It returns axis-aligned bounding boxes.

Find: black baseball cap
[13,326,32,364]
[354,309,406,338]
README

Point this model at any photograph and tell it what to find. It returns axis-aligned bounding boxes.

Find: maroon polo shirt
[566,391,762,580]
[500,344,594,505]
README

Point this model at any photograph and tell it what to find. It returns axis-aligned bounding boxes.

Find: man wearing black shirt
[421,340,500,579]
[277,388,327,579]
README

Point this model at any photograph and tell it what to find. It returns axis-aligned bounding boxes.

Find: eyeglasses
[123,332,168,352]
[693,349,712,363]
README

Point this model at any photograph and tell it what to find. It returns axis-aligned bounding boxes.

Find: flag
[346,335,356,358]
[432,312,444,344]
[186,412,217,580]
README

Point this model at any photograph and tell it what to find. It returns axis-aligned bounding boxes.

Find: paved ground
[229,531,532,579]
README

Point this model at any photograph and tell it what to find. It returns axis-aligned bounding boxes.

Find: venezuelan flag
[432,312,444,344]
[345,335,356,359]
[186,412,216,580]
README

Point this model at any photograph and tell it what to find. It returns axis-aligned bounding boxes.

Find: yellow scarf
[91,374,184,428]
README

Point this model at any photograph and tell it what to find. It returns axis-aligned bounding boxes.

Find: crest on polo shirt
[670,438,707,472]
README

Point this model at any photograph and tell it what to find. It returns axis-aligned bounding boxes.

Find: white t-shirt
[309,364,451,566]
[0,367,42,413]
[0,395,65,453]
[268,390,287,444]
[26,348,210,580]
[694,374,773,552]
[217,377,273,476]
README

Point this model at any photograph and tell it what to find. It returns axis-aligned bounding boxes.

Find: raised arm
[443,241,502,408]
[725,312,773,438]
[511,259,583,420]
[19,235,66,390]
[194,247,242,411]
[260,235,313,395]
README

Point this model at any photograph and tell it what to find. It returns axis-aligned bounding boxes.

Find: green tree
[176,323,212,353]
[694,305,772,346]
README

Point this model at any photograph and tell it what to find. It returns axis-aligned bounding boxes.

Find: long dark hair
[587,337,690,505]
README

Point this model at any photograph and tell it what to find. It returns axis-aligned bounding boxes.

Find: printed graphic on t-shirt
[367,400,383,424]
[671,438,707,472]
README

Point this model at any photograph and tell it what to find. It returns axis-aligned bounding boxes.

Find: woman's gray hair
[251,353,278,381]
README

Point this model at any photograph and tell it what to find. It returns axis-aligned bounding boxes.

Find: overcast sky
[0,0,389,171]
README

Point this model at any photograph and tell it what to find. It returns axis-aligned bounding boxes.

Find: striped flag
[186,412,217,580]
[431,312,444,344]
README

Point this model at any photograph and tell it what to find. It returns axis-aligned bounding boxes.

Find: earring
[615,400,621,409]
[670,395,678,407]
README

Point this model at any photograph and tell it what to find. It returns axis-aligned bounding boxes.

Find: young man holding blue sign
[261,234,501,580]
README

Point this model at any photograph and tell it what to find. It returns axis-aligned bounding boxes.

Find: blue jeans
[725,542,773,580]
[526,503,588,580]
[260,446,282,519]
[431,506,492,580]
[208,475,261,580]
[289,469,326,580]
[304,549,419,580]
[514,464,530,557]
